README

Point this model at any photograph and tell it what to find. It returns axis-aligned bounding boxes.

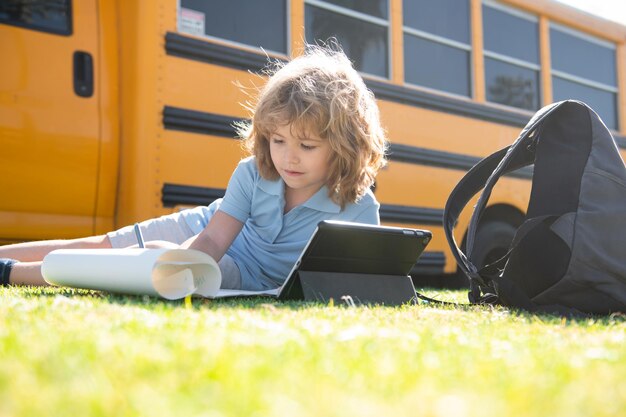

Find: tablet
[278,220,432,303]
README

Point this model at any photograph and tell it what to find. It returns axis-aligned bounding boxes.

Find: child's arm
[180,210,244,262]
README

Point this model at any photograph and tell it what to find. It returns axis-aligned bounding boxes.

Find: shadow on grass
[8,285,328,311]
[8,285,623,322]
[411,275,626,321]
[8,285,464,312]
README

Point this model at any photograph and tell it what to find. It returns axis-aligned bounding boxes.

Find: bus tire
[469,220,517,270]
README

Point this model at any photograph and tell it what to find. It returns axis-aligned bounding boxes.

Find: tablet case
[278,221,431,305]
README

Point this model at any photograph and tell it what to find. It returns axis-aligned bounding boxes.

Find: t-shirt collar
[258,176,282,196]
[302,185,341,213]
[258,177,341,213]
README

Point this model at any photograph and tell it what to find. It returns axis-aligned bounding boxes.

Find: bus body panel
[0,0,101,241]
[1,0,625,276]
[114,0,162,229]
[93,0,122,235]
[378,99,527,157]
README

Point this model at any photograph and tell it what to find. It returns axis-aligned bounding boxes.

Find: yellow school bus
[1,0,625,279]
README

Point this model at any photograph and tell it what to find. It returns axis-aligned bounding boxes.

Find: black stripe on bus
[367,82,626,147]
[164,32,626,146]
[165,32,284,73]
[411,252,446,276]
[162,184,444,226]
[162,183,225,208]
[163,106,533,177]
[388,143,534,180]
[367,79,532,128]
[163,106,243,137]
[379,204,443,225]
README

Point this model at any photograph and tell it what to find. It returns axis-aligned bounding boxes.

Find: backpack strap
[443,144,535,284]
[444,101,567,295]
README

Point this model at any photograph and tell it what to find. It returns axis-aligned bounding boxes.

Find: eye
[271,137,284,145]
[301,143,316,151]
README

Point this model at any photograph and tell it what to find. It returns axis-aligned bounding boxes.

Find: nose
[285,145,300,164]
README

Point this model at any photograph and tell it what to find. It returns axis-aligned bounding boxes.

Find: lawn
[1,286,624,417]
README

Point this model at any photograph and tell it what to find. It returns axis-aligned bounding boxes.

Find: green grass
[1,286,624,417]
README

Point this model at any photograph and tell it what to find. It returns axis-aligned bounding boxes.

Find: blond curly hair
[238,45,387,208]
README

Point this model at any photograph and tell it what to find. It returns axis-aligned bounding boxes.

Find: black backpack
[444,100,626,315]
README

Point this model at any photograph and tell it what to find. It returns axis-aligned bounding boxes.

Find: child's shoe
[0,258,18,286]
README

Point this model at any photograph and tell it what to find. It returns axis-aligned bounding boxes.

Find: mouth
[283,169,304,177]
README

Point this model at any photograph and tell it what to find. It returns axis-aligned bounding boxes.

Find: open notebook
[42,221,431,302]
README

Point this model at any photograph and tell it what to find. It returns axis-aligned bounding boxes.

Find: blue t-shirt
[182,157,380,290]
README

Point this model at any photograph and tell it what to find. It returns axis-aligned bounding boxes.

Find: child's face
[269,124,332,201]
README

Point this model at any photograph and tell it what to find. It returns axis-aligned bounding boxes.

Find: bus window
[305,0,390,79]
[178,0,288,54]
[403,0,471,97]
[550,23,618,130]
[0,0,72,35]
[483,1,540,111]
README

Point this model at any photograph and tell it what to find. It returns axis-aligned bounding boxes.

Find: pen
[134,223,145,248]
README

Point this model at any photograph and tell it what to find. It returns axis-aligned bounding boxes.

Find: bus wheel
[469,220,517,270]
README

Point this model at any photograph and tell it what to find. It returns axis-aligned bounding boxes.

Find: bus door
[0,0,102,240]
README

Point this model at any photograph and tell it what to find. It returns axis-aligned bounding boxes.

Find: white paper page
[214,288,280,298]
